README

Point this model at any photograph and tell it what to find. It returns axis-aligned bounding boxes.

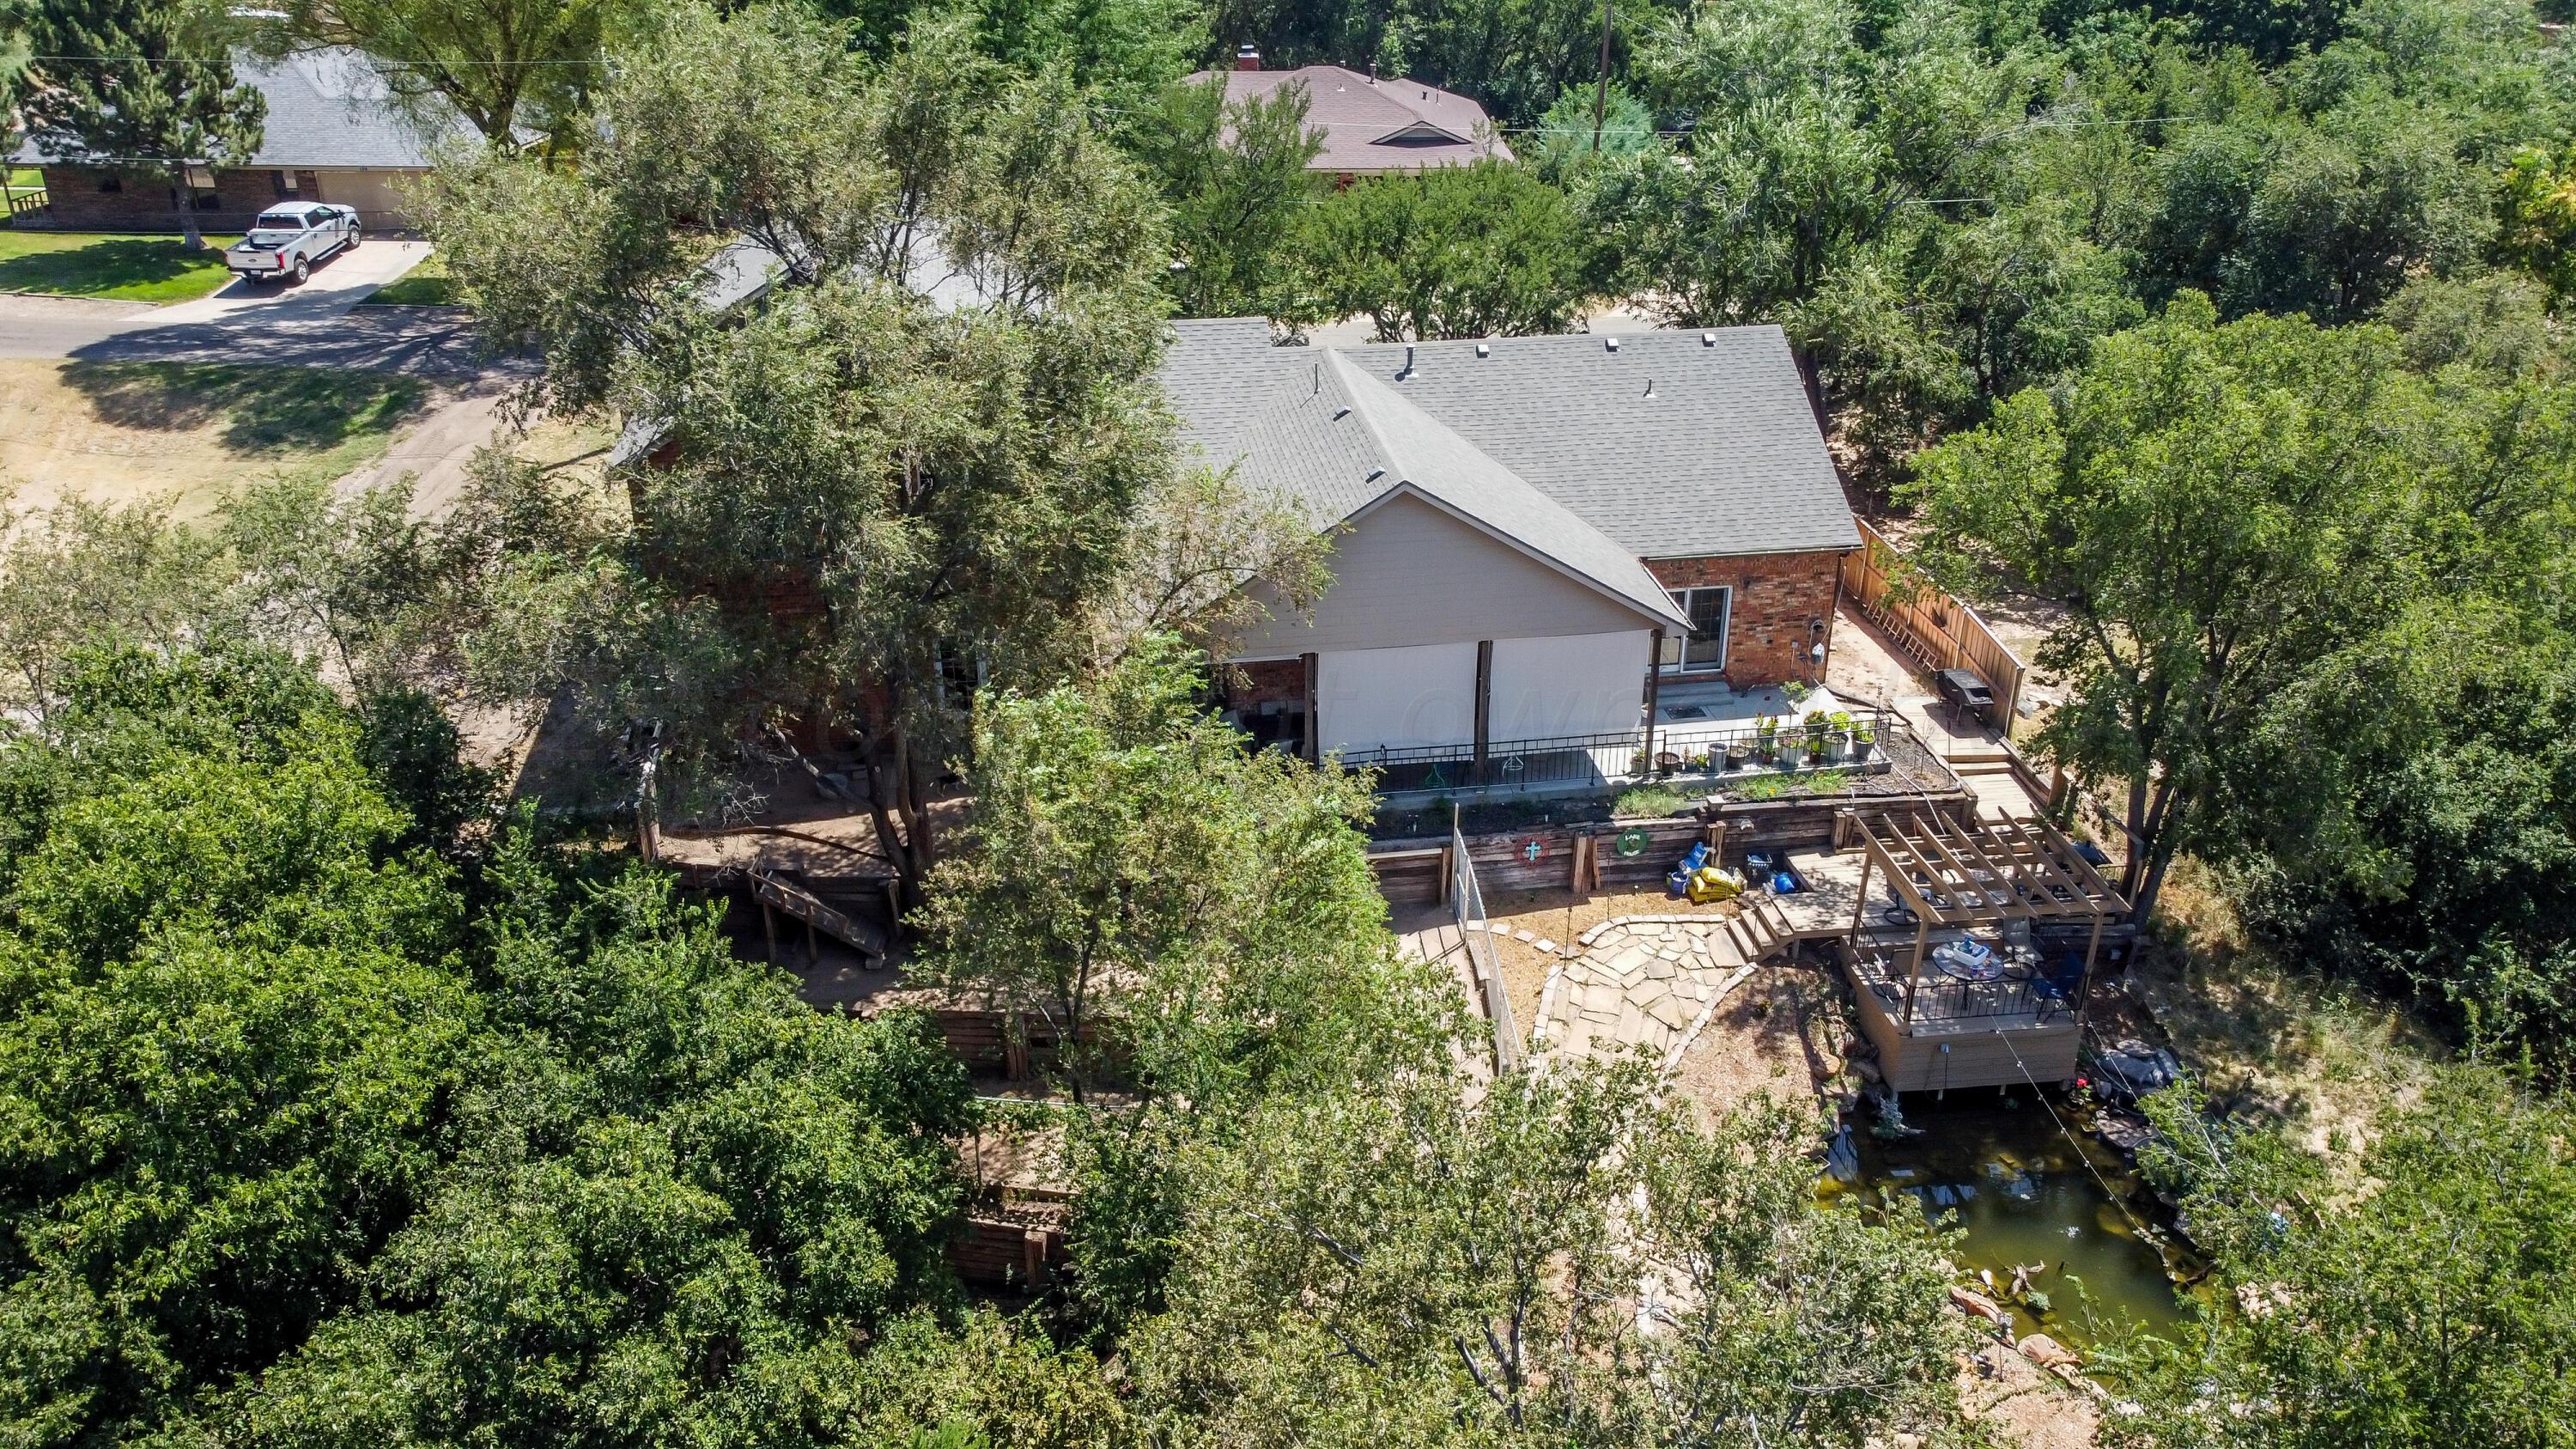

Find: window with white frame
[1657,585,1731,674]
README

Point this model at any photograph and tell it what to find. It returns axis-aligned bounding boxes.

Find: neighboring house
[1162,319,1860,759]
[1193,49,1510,180]
[15,47,472,232]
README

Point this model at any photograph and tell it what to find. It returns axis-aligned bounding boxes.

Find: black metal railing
[1845,941,2105,1027]
[1348,707,1900,801]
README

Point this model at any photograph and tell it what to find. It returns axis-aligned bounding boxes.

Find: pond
[1820,1093,2200,1349]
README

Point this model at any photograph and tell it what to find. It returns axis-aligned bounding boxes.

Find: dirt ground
[2123,859,2438,1162]
[1960,1344,2103,1449]
[1825,603,1935,711]
[1664,964,1841,1121]
[0,356,436,516]
[0,356,600,526]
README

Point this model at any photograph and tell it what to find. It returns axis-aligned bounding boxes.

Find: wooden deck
[1771,849,1872,939]
[1839,941,2081,1092]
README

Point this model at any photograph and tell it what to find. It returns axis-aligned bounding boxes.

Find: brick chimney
[1234,45,1261,70]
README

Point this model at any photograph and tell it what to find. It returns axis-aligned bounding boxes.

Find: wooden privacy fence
[1840,518,2028,724]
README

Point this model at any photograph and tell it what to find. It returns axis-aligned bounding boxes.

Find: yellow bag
[1687,866,1744,904]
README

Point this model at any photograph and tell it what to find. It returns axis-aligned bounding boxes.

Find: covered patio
[1833,807,2129,1093]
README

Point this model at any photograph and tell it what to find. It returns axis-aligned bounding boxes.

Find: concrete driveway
[150,237,431,326]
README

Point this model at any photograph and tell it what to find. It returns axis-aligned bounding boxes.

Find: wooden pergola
[1846,807,2129,1029]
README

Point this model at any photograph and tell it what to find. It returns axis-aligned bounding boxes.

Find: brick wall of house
[35,165,284,231]
[1647,549,1846,687]
[1226,656,1305,706]
[39,167,179,229]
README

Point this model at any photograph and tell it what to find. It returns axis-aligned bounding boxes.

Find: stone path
[1531,915,1760,1073]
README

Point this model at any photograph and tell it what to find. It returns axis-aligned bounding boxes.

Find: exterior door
[1657,586,1731,675]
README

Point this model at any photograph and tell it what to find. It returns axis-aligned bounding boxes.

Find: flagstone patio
[1530,915,1761,1072]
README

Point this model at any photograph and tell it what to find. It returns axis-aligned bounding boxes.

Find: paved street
[0,239,502,377]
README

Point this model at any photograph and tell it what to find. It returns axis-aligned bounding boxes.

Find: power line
[29,52,598,67]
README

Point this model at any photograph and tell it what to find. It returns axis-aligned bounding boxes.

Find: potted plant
[1754,715,1779,763]
[1826,710,1856,763]
[1631,749,1650,776]
[1724,734,1752,770]
[1802,710,1831,765]
[1850,715,1877,761]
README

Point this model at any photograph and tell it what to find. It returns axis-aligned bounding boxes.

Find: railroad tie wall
[1369,795,1974,905]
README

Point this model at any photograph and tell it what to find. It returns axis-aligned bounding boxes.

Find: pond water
[1820,1093,2198,1349]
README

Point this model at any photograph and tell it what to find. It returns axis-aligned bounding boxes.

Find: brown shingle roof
[1185,64,1511,174]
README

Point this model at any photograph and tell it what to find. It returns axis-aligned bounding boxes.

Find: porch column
[1643,628,1664,769]
[1473,639,1493,782]
[1299,652,1319,763]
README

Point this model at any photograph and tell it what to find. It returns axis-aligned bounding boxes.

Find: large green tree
[19,0,263,248]
[0,644,995,1448]
[254,0,619,153]
[2105,1068,2576,1448]
[1126,1067,1970,1447]
[919,637,1436,1106]
[415,5,1175,906]
[1135,73,1323,320]
[1904,293,2575,926]
[0,648,477,1445]
[1291,157,1595,339]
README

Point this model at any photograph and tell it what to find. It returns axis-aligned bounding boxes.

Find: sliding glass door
[1657,585,1731,675]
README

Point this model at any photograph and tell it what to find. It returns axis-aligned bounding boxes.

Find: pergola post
[1849,850,1874,938]
[1902,914,1929,1026]
[2073,911,2107,1035]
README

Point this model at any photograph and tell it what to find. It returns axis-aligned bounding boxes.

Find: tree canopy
[416,4,1176,905]
[19,0,264,247]
[0,646,987,1448]
[2106,1068,2576,1448]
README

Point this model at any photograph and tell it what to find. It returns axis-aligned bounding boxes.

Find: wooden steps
[1725,897,1798,964]
[750,866,887,962]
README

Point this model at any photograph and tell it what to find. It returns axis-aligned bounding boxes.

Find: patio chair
[2026,952,2088,1020]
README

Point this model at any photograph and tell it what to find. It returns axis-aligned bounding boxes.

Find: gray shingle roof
[15,47,473,169]
[1183,64,1510,174]
[1212,351,1684,625]
[1163,320,1860,563]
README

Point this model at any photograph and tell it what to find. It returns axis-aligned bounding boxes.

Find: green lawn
[5,169,40,192]
[0,232,242,304]
[359,251,461,307]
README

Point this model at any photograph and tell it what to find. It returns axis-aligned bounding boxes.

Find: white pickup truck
[225,204,361,284]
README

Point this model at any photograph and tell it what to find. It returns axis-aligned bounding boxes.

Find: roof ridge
[1324,353,1686,628]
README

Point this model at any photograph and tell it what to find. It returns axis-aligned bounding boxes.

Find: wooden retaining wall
[949,1215,1066,1289]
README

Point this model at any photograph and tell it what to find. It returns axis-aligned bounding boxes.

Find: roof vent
[1474,342,1491,358]
[1365,466,1387,483]
[1643,377,1657,399]
[1701,332,1716,346]
[1604,337,1620,353]
[1311,361,1321,394]
[1398,344,1416,379]
[1332,405,1352,420]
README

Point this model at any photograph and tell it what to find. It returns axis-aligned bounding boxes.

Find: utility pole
[1591,0,1615,152]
